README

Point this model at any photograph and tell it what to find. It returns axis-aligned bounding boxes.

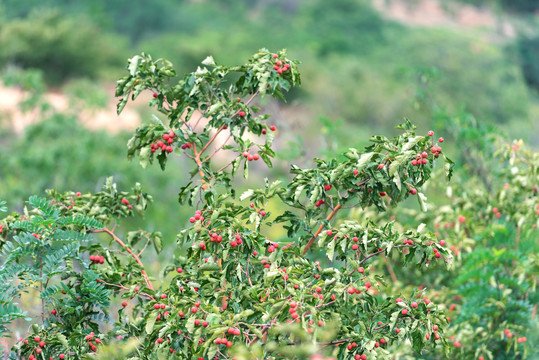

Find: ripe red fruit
[411,302,418,309]
[347,287,355,294]
[361,355,367,360]
[378,164,384,169]
[396,298,402,303]
[122,301,127,307]
[453,341,461,348]
[270,125,276,131]
[272,54,278,58]
[358,267,364,273]
[191,306,198,313]
[458,215,466,223]
[75,192,81,196]
[401,309,408,315]
[315,286,322,293]
[395,328,400,334]
[318,320,324,327]
[438,137,444,143]
[262,128,267,134]
[253,154,260,161]
[121,198,130,205]
[326,230,333,236]
[51,309,56,315]
[153,93,158,98]
[411,159,418,166]
[239,111,246,117]
[380,192,386,196]
[352,244,358,250]
[189,217,196,223]
[365,282,371,289]
[34,336,40,342]
[260,210,267,216]
[324,184,332,191]
[194,319,200,326]
[439,240,445,246]
[39,341,45,347]
[59,355,65,359]
[428,130,434,136]
[410,188,417,195]
[268,245,275,253]
[435,252,441,258]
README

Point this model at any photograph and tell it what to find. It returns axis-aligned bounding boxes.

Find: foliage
[0,9,127,83]
[0,50,456,359]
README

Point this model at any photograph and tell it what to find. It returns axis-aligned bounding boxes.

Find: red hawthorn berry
[154,304,160,310]
[365,282,371,289]
[166,146,173,153]
[378,164,384,169]
[39,341,45,347]
[194,319,200,326]
[326,230,333,236]
[428,130,434,136]
[401,309,408,315]
[247,154,254,161]
[324,184,332,191]
[435,253,441,258]
[277,68,283,74]
[361,355,367,360]
[121,198,129,205]
[122,301,127,307]
[453,341,461,348]
[36,348,42,354]
[411,159,418,166]
[422,158,427,164]
[272,54,278,59]
[75,192,81,196]
[439,240,445,246]
[411,302,418,309]
[191,306,198,313]
[358,267,364,273]
[260,210,267,216]
[315,286,322,293]
[331,294,336,300]
[435,333,440,340]
[239,111,246,117]
[438,137,444,143]
[353,169,359,175]
[253,154,260,161]
[153,93,158,98]
[51,309,57,315]
[380,192,386,196]
[189,217,196,223]
[411,188,417,195]
[34,336,40,342]
[273,64,279,70]
[195,301,201,307]
[495,212,501,218]
[59,355,65,359]
[160,304,166,309]
[395,328,400,334]
[262,128,266,134]
[268,245,275,253]
[270,125,276,131]
[347,287,355,294]
[230,241,237,247]
[253,251,258,256]
[352,244,359,250]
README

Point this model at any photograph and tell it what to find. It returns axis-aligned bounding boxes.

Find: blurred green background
[0,0,538,243]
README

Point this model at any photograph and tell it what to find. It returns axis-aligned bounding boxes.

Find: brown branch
[90,228,154,291]
[303,204,342,255]
[383,254,398,283]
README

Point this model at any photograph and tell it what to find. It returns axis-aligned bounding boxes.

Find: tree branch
[303,204,342,255]
[90,228,154,291]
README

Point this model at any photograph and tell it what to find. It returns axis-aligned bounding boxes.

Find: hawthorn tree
[0,49,455,359]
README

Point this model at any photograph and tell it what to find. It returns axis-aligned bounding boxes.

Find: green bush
[0,10,128,83]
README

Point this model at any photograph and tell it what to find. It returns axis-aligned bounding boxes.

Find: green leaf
[201,56,216,66]
[145,312,158,334]
[417,192,428,212]
[139,147,151,168]
[356,152,375,171]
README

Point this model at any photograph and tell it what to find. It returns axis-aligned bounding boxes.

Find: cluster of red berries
[492,207,502,219]
[242,151,260,161]
[180,142,192,150]
[89,255,105,264]
[150,131,176,153]
[84,332,101,352]
[19,336,55,360]
[272,53,291,74]
[189,209,205,223]
[411,151,429,166]
[121,197,133,210]
[261,125,276,134]
[315,199,325,207]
